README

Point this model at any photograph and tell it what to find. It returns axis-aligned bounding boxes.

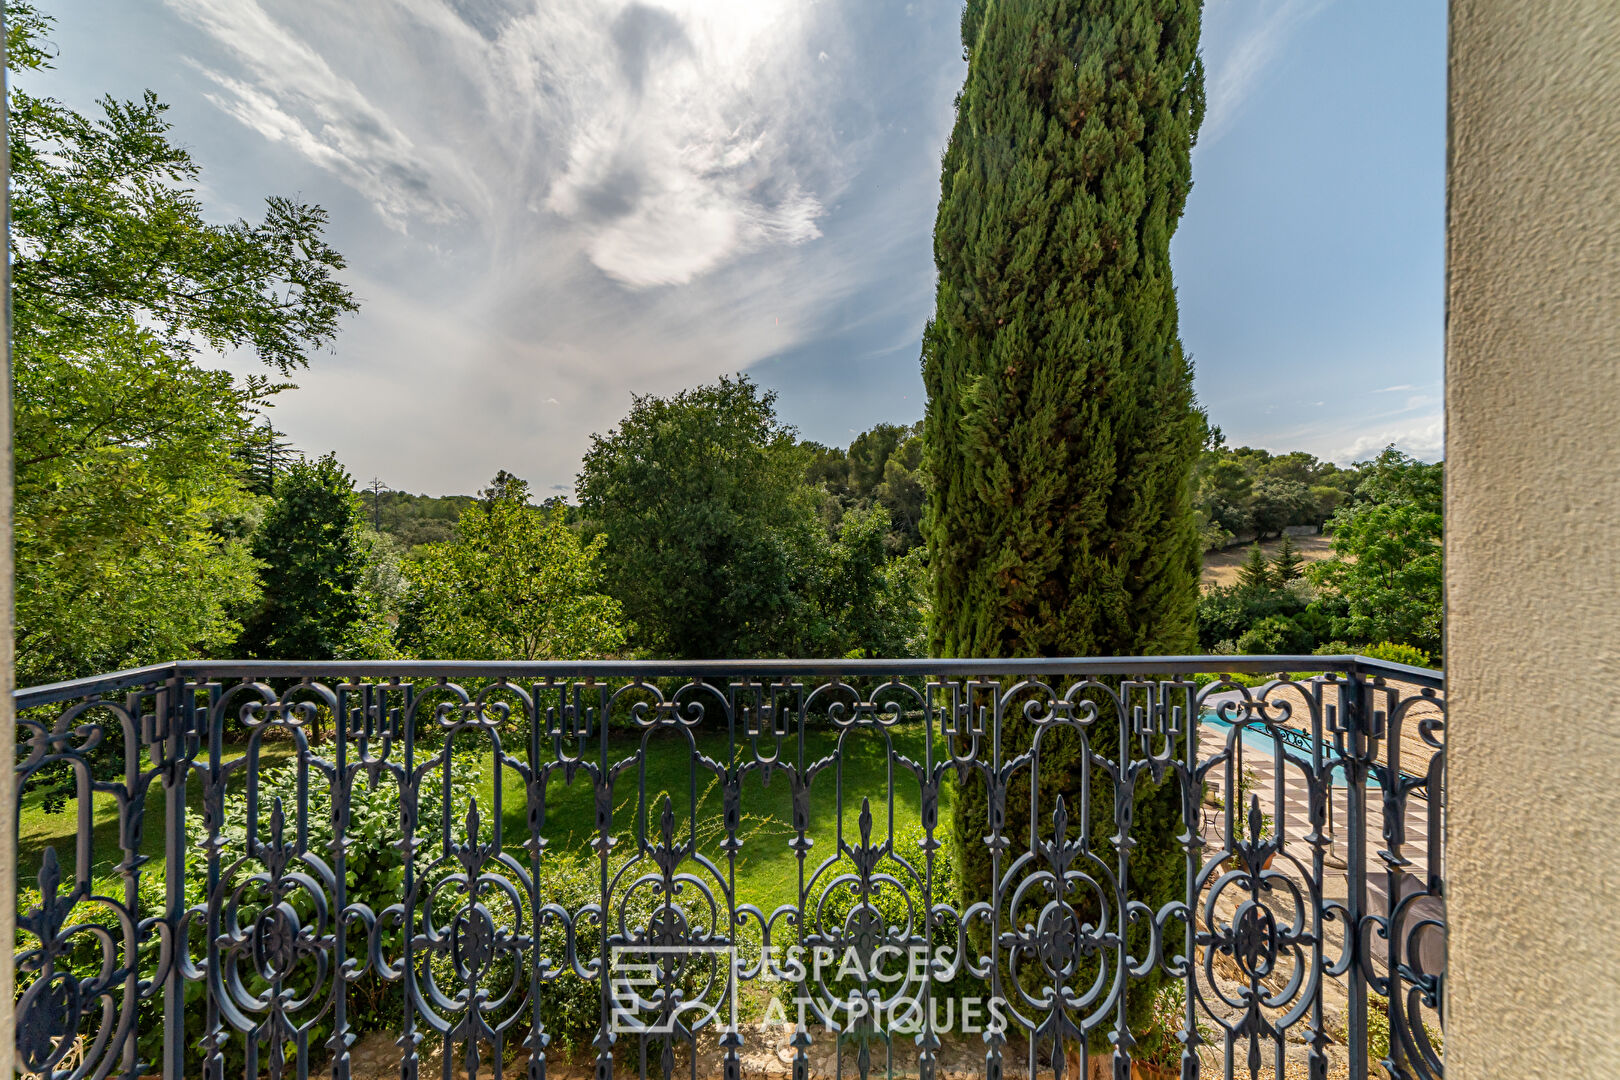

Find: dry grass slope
[1201,533,1333,590]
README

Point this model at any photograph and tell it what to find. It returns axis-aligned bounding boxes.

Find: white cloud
[1331,414,1444,464]
[160,0,957,493]
[171,0,834,282]
[1200,0,1333,146]
[1372,383,1418,393]
[167,0,468,228]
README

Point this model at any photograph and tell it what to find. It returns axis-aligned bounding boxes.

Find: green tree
[802,422,929,554]
[238,454,388,661]
[367,490,479,552]
[1306,484,1346,532]
[872,427,927,553]
[1197,584,1309,652]
[1236,543,1275,592]
[801,505,927,659]
[480,469,529,507]
[1248,477,1314,540]
[802,441,851,499]
[1236,613,1313,656]
[846,423,908,497]
[402,474,626,661]
[1195,455,1254,545]
[921,0,1205,1042]
[1271,533,1305,583]
[1310,448,1443,654]
[922,0,1205,658]
[577,375,821,659]
[7,4,357,684]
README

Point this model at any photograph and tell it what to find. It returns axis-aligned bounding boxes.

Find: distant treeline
[362,490,479,551]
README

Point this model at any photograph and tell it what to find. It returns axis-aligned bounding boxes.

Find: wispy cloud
[1372,383,1418,393]
[168,0,468,228]
[148,0,960,492]
[169,0,835,279]
[1200,0,1333,146]
[1231,382,1444,467]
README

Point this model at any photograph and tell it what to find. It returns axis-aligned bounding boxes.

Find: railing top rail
[12,660,180,709]
[12,654,1444,710]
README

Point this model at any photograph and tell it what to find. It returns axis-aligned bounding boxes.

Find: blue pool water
[1197,711,1380,789]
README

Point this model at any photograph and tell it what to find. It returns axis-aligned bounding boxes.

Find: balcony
[12,655,1444,1080]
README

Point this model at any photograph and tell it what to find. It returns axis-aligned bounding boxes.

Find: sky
[30,0,1446,496]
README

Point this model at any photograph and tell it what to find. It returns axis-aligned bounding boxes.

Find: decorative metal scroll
[10,657,1444,1080]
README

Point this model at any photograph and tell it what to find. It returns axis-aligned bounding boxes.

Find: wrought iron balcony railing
[12,656,1444,1080]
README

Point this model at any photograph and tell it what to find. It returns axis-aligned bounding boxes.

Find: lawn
[18,719,957,922]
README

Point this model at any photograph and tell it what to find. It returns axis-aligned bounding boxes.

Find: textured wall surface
[1446,1,1620,1076]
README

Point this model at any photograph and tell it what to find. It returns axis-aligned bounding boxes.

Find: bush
[1235,614,1314,655]
[1359,641,1437,669]
[16,746,700,1074]
[1291,600,1341,647]
[1196,584,1307,651]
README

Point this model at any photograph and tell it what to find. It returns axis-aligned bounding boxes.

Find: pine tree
[921,0,1205,1045]
[1238,542,1275,591]
[1271,532,1305,583]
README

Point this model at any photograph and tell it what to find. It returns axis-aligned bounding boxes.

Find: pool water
[1197,711,1381,789]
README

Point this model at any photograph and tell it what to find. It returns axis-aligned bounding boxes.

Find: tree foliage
[923,1,1206,660]
[237,454,390,661]
[7,4,356,683]
[577,376,822,659]
[801,505,927,659]
[921,0,1205,1039]
[8,21,355,375]
[1310,448,1444,654]
[401,475,626,661]
[1236,543,1274,592]
[802,422,927,553]
[1192,428,1355,549]
[1271,533,1305,583]
[362,490,480,552]
[1248,478,1315,540]
[576,379,927,660]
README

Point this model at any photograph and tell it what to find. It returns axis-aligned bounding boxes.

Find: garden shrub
[1359,641,1437,669]
[1197,585,1309,651]
[1235,614,1314,656]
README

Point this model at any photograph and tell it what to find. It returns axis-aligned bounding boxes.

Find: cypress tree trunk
[922,0,1205,1043]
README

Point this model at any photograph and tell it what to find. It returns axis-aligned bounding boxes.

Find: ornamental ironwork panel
[10,657,1445,1080]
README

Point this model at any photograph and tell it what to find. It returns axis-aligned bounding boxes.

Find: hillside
[362,490,478,551]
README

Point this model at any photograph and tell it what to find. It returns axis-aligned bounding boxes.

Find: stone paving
[342,1025,1353,1080]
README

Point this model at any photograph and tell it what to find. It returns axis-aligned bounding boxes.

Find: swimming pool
[1197,710,1379,789]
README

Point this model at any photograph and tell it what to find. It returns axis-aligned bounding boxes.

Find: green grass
[19,720,956,920]
[18,738,301,890]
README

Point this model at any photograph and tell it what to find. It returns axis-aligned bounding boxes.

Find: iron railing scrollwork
[10,656,1444,1079]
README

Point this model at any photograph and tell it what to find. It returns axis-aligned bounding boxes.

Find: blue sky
[30,0,1445,495]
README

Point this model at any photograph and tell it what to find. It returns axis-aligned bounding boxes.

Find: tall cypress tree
[922,0,1205,1046]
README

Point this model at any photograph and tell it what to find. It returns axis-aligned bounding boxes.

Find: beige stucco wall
[1446,1,1620,1076]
